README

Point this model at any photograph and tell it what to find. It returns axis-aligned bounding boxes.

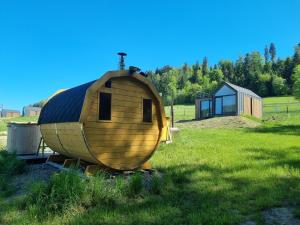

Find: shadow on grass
[176,119,196,123]
[65,160,300,225]
[243,147,300,169]
[247,125,300,136]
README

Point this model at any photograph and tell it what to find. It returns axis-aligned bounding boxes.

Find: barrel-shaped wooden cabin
[38,70,166,170]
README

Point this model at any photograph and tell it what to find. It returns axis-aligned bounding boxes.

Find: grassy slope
[0,116,39,132]
[0,97,300,225]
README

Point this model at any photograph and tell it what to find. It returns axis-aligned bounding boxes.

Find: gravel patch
[176,116,261,129]
[241,221,257,225]
[241,207,300,225]
[262,207,300,225]
[11,163,59,196]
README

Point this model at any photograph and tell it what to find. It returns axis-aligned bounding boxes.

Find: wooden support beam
[84,165,108,176]
[63,159,78,168]
[47,154,67,163]
[139,161,152,170]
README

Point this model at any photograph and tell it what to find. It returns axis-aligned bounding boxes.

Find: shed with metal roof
[23,106,42,117]
[38,70,166,171]
[1,109,21,118]
[195,82,262,120]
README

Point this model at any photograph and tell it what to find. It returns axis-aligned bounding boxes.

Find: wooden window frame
[98,92,112,121]
[142,98,152,123]
[105,80,112,88]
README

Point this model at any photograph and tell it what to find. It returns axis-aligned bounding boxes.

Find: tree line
[148,43,300,105]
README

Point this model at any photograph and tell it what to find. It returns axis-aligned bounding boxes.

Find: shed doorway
[214,95,237,116]
[200,99,212,119]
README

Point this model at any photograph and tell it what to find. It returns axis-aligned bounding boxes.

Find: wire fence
[263,102,300,114]
[165,105,195,122]
[263,102,300,121]
[165,102,300,122]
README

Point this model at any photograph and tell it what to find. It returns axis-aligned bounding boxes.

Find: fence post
[286,106,289,114]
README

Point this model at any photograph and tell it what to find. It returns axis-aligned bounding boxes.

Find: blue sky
[0,0,300,110]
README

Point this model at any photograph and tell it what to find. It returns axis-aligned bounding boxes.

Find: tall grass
[22,171,164,223]
[0,151,25,198]
[26,171,85,220]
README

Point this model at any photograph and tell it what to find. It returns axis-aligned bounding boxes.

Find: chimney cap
[129,66,141,74]
[118,52,127,56]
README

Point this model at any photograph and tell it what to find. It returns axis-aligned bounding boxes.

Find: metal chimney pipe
[118,52,127,70]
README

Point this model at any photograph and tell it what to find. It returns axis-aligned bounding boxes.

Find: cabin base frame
[46,154,153,176]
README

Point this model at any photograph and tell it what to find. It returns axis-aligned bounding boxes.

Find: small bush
[0,151,25,197]
[0,151,25,175]
[126,173,143,197]
[0,176,15,197]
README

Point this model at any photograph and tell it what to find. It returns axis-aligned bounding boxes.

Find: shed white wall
[215,85,235,96]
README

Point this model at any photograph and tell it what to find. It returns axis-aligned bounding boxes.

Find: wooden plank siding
[243,96,251,115]
[83,77,161,170]
[252,98,262,118]
[243,96,262,118]
[41,123,98,164]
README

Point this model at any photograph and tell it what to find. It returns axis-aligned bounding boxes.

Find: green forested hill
[149,43,300,105]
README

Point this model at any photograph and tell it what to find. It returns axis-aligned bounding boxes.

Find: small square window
[143,99,152,122]
[99,92,111,120]
[105,80,111,88]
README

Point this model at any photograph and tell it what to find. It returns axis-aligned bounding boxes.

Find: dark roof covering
[38,80,96,124]
[225,82,261,98]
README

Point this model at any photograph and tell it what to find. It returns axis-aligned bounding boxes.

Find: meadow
[0,116,39,132]
[0,96,299,225]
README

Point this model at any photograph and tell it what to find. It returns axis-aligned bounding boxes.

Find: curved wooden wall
[83,77,161,170]
[40,72,166,171]
[40,122,98,164]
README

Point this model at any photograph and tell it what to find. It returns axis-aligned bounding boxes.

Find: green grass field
[0,97,299,225]
[0,116,38,132]
[165,96,300,123]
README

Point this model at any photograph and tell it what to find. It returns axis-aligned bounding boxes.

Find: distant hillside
[0,116,39,132]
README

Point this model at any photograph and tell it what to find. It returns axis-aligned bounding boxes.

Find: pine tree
[234,56,245,86]
[293,43,300,66]
[202,56,209,75]
[178,63,189,89]
[264,45,269,62]
[189,61,202,84]
[182,63,189,74]
[269,43,277,62]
